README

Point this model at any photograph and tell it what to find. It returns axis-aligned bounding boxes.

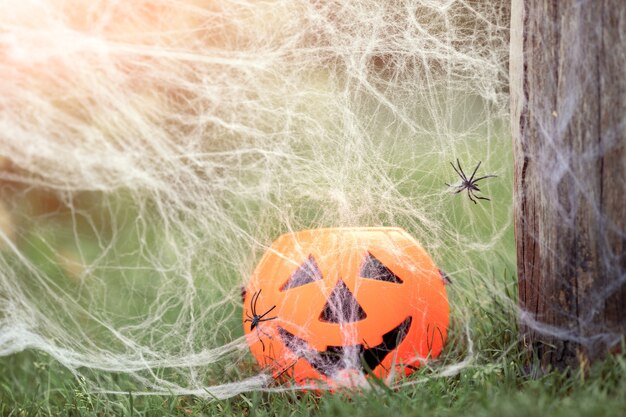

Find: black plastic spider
[244,289,277,351]
[445,159,497,204]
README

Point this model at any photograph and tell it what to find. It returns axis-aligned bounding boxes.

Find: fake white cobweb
[0,0,515,398]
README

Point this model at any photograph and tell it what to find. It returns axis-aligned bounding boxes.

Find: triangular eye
[280,255,323,291]
[360,252,403,284]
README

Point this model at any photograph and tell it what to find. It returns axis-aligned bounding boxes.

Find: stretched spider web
[0,0,516,398]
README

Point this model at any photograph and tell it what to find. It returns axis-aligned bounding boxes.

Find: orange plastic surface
[242,227,449,387]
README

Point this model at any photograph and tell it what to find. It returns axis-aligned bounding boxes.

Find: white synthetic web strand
[0,0,513,398]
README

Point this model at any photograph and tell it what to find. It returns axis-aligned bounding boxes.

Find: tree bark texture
[510,0,626,369]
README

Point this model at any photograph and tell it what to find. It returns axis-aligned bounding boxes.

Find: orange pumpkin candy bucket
[242,227,449,387]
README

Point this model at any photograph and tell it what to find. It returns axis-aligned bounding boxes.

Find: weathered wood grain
[510,0,625,369]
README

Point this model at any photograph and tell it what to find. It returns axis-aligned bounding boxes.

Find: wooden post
[510,0,625,369]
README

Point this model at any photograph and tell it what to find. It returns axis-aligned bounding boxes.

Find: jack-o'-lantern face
[243,227,449,387]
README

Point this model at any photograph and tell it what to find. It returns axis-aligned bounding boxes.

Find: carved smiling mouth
[277,316,412,376]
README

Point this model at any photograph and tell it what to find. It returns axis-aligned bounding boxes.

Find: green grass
[1,264,624,416]
[1,343,625,416]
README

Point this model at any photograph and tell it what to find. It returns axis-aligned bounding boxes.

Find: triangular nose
[319,279,367,323]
